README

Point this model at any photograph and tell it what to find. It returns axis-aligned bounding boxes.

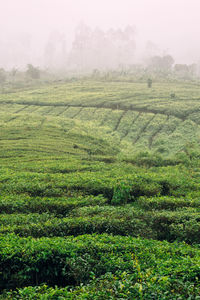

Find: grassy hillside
[1,80,200,155]
[1,79,200,299]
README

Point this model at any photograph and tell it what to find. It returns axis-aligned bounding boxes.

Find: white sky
[0,0,200,63]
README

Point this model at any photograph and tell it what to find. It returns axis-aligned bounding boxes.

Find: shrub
[0,234,200,297]
[111,181,132,205]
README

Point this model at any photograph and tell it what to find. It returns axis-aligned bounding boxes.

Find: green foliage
[1,204,200,244]
[138,196,200,210]
[111,180,132,205]
[1,79,200,298]
[0,194,106,215]
[1,79,200,155]
[0,234,200,298]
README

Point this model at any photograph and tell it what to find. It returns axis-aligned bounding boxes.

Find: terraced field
[1,80,200,157]
[1,80,200,299]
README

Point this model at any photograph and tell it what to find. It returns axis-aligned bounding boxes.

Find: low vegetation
[1,79,200,298]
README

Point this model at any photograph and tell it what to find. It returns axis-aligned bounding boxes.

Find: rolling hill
[1,79,200,299]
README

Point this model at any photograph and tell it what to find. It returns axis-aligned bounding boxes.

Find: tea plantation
[1,79,200,299]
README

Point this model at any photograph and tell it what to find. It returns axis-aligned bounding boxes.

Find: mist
[1,0,200,71]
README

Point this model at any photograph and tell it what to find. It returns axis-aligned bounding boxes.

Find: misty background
[0,0,200,72]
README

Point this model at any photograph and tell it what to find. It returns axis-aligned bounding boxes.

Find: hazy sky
[0,0,200,65]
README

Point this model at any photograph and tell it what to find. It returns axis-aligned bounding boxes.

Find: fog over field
[0,0,200,70]
[2,1,200,298]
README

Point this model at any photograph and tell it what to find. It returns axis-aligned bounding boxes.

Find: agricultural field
[1,79,200,299]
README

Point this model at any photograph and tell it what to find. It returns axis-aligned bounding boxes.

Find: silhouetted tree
[26,64,40,79]
[148,55,174,72]
[162,55,174,71]
[147,78,152,88]
[69,24,136,71]
[174,63,197,78]
[0,68,6,85]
